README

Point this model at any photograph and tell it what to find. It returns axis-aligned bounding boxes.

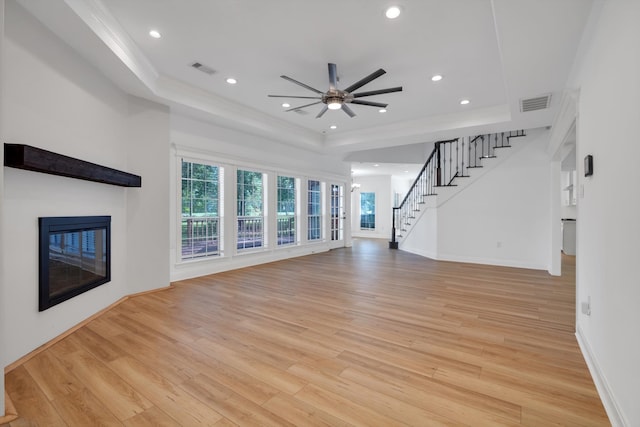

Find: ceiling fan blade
[268,95,322,99]
[352,86,403,98]
[280,75,323,94]
[328,63,338,91]
[350,100,388,108]
[316,105,329,118]
[286,101,322,112]
[343,68,386,93]
[341,104,356,118]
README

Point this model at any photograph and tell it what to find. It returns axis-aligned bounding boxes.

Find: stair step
[467,166,483,169]
[434,184,458,188]
[481,155,497,159]
[494,145,511,149]
[423,193,437,196]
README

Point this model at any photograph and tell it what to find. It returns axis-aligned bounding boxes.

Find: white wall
[401,130,551,271]
[401,207,438,259]
[1,1,169,367]
[125,96,170,294]
[571,1,640,425]
[560,204,577,219]
[437,131,550,269]
[170,114,351,281]
[391,175,414,206]
[0,0,5,416]
[351,175,392,240]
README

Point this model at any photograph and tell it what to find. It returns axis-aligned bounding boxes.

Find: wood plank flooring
[2,238,609,426]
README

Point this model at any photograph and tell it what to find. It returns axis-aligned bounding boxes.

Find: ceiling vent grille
[190,62,216,75]
[293,109,309,115]
[520,94,551,112]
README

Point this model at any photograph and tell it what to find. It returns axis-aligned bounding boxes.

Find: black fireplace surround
[39,216,111,311]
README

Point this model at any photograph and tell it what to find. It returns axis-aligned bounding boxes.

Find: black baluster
[462,138,466,176]
[436,142,442,187]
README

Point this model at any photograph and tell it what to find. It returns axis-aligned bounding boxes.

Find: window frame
[179,158,224,261]
[277,175,298,246]
[360,191,376,231]
[236,168,267,252]
[307,179,323,242]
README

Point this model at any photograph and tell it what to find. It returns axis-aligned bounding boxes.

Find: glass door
[330,184,345,242]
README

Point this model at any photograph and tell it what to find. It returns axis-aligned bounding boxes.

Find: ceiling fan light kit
[268,63,402,118]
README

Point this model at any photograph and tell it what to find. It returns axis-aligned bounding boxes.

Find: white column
[344,181,353,247]
[223,165,237,256]
[0,0,7,416]
[266,170,277,249]
[300,178,309,244]
[549,160,562,276]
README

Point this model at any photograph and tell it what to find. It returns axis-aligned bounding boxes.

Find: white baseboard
[399,248,547,271]
[400,245,437,260]
[171,243,331,281]
[436,253,547,271]
[576,326,626,427]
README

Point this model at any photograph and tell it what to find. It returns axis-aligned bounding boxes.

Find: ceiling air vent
[293,109,309,115]
[190,62,216,75]
[520,94,551,112]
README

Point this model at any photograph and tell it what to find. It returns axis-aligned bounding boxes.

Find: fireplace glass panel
[49,229,107,298]
[39,216,111,311]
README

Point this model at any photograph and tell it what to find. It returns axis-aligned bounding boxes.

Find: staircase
[389,130,526,249]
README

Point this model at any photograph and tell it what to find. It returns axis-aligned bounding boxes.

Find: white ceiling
[17,0,594,170]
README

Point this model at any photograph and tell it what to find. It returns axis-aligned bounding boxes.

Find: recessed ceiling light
[404,170,409,173]
[282,103,290,108]
[330,125,337,130]
[379,108,387,113]
[431,74,443,82]
[374,164,380,167]
[149,30,161,39]
[226,77,237,85]
[460,99,470,105]
[385,6,401,19]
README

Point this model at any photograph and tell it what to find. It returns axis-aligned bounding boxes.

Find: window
[308,180,322,241]
[237,169,264,250]
[360,192,376,230]
[277,176,296,245]
[181,160,221,260]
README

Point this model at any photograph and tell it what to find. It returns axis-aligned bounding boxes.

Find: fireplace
[39,216,111,311]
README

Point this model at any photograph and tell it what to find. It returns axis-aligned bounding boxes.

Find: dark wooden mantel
[4,144,141,187]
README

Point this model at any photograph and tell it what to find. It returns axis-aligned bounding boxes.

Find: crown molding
[324,104,512,152]
[58,0,322,149]
[63,0,159,91]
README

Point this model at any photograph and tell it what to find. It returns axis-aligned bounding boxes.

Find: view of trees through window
[360,192,376,230]
[237,169,264,250]
[180,164,334,259]
[277,176,296,245]
[181,160,220,260]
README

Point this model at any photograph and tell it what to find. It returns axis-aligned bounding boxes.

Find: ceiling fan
[268,63,402,118]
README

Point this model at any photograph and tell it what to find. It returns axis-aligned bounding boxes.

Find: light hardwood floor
[2,239,609,426]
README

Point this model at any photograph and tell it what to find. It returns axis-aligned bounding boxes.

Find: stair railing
[390,130,525,248]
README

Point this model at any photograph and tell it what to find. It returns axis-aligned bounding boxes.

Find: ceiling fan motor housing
[324,92,345,108]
